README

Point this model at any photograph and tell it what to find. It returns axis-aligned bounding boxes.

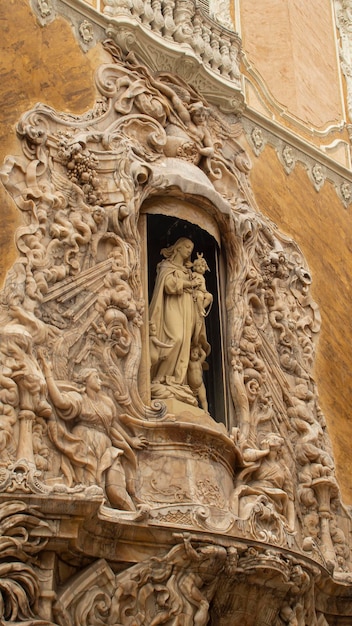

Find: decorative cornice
[35,0,245,114]
[243,107,352,207]
[29,0,352,204]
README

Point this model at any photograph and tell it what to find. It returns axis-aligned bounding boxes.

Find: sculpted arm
[109,399,148,460]
[111,420,148,449]
[198,128,215,157]
[163,270,192,295]
[199,347,207,365]
[37,350,75,412]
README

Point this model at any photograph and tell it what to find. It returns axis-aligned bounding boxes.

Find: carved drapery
[0,500,57,625]
[1,40,352,623]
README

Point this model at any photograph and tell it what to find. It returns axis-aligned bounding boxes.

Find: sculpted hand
[131,436,148,449]
[36,347,51,373]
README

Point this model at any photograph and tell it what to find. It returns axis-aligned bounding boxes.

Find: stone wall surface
[240,0,343,128]
[0,0,103,281]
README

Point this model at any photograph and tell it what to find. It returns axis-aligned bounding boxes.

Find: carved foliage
[54,540,327,626]
[0,41,249,511]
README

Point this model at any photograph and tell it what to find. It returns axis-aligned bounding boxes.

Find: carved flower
[79,20,94,44]
[251,127,264,150]
[312,164,324,187]
[341,181,351,202]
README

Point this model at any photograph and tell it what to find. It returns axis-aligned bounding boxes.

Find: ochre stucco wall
[240,0,344,130]
[1,1,352,504]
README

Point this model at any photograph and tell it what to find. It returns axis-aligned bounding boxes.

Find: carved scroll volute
[54,539,229,626]
[0,500,56,625]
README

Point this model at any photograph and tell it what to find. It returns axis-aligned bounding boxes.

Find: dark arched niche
[139,197,230,427]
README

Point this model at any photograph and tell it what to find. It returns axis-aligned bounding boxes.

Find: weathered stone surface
[0,0,104,285]
[1,2,352,625]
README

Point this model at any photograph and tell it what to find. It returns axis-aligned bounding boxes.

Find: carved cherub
[95,248,137,322]
[287,382,334,472]
[329,518,350,569]
[32,419,50,471]
[187,102,214,158]
[0,401,17,462]
[233,433,295,531]
[191,253,213,318]
[104,308,132,359]
[1,328,52,421]
[187,345,209,412]
[239,314,265,373]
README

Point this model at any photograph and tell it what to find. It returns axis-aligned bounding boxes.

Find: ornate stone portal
[0,39,352,625]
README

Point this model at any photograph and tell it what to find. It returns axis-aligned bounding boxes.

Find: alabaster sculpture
[0,37,351,626]
[149,238,211,408]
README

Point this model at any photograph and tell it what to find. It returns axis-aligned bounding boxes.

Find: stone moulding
[30,0,352,205]
[1,36,352,624]
[38,0,245,114]
[242,113,352,207]
[241,56,347,140]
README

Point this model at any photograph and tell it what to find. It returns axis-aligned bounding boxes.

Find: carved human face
[190,347,199,360]
[191,106,207,125]
[295,384,310,401]
[176,239,194,260]
[86,371,102,392]
[93,207,105,224]
[111,322,130,345]
[192,260,206,274]
[263,434,283,451]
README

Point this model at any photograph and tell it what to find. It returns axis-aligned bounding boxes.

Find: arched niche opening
[139,198,230,428]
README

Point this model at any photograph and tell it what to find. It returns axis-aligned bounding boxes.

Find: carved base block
[135,419,237,511]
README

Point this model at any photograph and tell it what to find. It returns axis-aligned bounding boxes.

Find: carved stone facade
[1,1,352,624]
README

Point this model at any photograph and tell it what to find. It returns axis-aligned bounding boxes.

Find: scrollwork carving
[0,500,57,625]
[78,20,94,44]
[0,40,350,591]
[54,537,228,626]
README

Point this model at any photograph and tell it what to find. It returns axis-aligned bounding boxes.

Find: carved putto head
[188,101,209,125]
[192,252,210,274]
